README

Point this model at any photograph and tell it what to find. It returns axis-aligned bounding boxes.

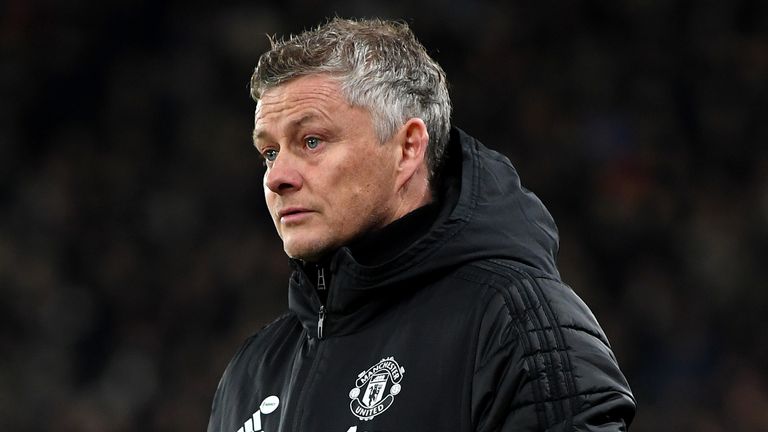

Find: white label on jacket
[235,395,279,432]
[348,357,405,421]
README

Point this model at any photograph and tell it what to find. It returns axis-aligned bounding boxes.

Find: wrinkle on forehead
[253,75,358,143]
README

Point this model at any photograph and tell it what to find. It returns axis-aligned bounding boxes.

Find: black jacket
[208,128,636,432]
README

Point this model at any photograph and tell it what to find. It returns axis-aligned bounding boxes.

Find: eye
[305,136,321,150]
[263,149,278,163]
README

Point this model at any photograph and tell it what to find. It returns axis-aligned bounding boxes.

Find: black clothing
[208,128,636,432]
[349,199,442,265]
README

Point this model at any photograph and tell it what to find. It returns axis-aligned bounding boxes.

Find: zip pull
[317,267,326,291]
[317,305,326,340]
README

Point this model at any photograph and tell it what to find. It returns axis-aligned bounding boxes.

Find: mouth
[278,207,313,224]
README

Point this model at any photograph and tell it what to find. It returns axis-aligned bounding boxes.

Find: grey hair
[250,18,452,180]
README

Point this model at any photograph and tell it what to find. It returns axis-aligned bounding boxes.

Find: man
[208,18,635,432]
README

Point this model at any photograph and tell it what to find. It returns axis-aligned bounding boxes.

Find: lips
[278,207,311,218]
[277,207,313,224]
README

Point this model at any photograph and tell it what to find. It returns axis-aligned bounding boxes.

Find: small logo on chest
[234,395,279,432]
[348,357,405,421]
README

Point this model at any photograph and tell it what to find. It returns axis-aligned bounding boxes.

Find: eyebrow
[253,113,323,144]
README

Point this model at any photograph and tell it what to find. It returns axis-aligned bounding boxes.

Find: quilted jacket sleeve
[471,271,636,431]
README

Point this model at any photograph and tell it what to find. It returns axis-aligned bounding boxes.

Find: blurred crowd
[1,1,767,431]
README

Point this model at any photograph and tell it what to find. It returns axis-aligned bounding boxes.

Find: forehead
[254,75,348,127]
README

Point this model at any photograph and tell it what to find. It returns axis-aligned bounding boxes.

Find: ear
[394,118,430,190]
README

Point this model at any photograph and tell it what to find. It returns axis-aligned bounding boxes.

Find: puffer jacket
[208,127,636,432]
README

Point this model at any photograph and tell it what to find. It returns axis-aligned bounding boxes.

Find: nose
[264,153,303,194]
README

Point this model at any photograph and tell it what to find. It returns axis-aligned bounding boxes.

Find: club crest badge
[348,357,405,421]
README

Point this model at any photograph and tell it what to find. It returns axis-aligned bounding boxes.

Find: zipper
[316,265,328,340]
[287,263,330,431]
[317,266,326,291]
[317,305,326,340]
[291,330,326,431]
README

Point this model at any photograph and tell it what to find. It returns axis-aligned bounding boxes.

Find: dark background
[2,1,767,430]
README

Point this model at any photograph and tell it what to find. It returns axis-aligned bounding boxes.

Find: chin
[283,238,333,262]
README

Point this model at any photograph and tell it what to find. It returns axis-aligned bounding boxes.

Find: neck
[389,171,433,224]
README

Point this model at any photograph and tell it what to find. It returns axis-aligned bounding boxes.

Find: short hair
[250,18,452,179]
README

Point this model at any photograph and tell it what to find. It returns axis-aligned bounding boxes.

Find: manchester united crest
[348,357,405,421]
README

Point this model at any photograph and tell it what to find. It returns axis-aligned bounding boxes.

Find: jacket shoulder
[461,259,636,431]
[472,260,613,346]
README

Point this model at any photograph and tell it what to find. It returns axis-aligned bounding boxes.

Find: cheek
[264,192,279,221]
[325,148,395,223]
[339,178,390,226]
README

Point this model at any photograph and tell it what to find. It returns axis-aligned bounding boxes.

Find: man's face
[254,74,401,261]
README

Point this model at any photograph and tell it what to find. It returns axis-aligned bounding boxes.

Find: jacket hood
[437,127,560,276]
